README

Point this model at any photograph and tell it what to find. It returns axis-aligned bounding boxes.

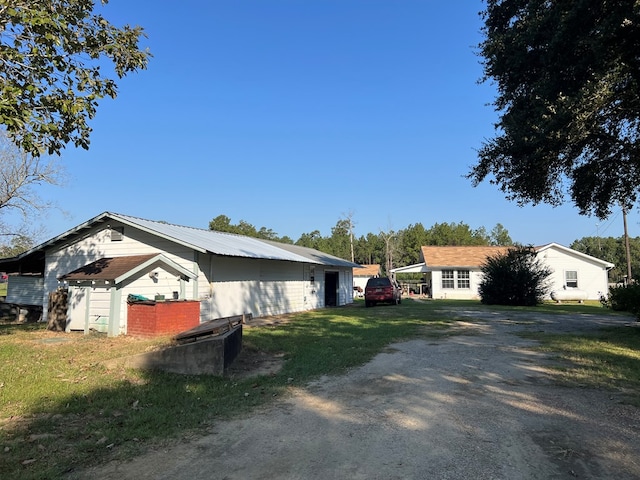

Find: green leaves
[479,245,552,306]
[471,0,640,219]
[0,0,151,156]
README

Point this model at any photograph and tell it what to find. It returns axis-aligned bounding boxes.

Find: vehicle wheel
[365,300,371,307]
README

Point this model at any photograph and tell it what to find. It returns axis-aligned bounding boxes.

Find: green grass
[0,283,7,298]
[521,327,640,398]
[0,298,635,479]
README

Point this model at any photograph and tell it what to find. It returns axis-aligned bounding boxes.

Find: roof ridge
[112,212,261,240]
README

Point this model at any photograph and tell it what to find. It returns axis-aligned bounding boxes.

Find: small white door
[66,286,89,331]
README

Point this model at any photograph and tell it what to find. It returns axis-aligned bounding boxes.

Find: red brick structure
[127,300,200,337]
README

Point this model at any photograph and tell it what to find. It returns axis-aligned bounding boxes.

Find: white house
[352,264,381,295]
[391,244,613,301]
[0,212,359,336]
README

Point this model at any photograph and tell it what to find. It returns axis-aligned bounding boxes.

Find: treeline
[1,215,635,282]
[209,215,640,281]
[570,236,640,284]
[209,215,513,274]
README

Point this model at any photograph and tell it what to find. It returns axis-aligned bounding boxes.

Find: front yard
[1,299,638,479]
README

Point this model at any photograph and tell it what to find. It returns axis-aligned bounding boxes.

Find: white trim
[536,243,614,269]
[113,253,197,284]
[390,263,430,273]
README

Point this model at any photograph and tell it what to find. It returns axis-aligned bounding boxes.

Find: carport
[390,262,432,297]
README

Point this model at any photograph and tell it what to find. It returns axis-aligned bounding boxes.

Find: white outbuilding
[1,212,359,336]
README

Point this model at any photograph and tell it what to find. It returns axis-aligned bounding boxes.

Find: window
[565,270,578,288]
[442,270,454,289]
[457,270,470,289]
[442,270,471,290]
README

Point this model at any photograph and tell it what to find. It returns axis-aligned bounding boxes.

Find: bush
[602,284,640,319]
[479,246,552,306]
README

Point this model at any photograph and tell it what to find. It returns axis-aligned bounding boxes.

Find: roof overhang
[390,263,431,274]
[535,242,615,269]
[114,254,197,284]
[59,254,198,284]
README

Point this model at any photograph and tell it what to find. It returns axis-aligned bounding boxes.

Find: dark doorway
[325,271,339,307]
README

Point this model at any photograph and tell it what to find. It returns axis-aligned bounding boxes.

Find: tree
[235,220,258,238]
[479,246,552,306]
[208,215,291,243]
[209,215,234,233]
[470,1,640,219]
[489,223,513,246]
[354,232,384,266]
[0,233,34,258]
[341,210,356,262]
[0,0,151,156]
[379,229,400,275]
[296,230,324,250]
[327,219,352,260]
[0,131,65,239]
[571,235,640,283]
[398,223,429,266]
[256,226,280,241]
[425,222,489,246]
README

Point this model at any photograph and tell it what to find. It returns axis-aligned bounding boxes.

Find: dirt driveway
[75,307,640,479]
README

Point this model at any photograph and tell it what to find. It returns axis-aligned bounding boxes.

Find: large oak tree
[469,0,640,219]
[0,0,151,156]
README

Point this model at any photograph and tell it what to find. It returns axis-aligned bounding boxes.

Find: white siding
[199,258,341,319]
[353,276,371,292]
[537,247,610,300]
[66,286,111,332]
[200,255,261,319]
[340,269,354,305]
[257,261,304,316]
[45,224,200,327]
[6,276,44,305]
[43,222,355,334]
[430,269,483,300]
[426,246,610,301]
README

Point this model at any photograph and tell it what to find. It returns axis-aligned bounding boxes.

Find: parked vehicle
[364,277,402,307]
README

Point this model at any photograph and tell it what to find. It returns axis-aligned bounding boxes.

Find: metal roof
[14,212,360,268]
[260,239,361,268]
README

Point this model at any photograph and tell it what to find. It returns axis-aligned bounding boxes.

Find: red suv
[364,277,402,307]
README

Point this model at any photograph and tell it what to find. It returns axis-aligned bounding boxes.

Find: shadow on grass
[1,361,289,479]
[2,299,628,479]
[1,300,442,479]
[0,321,47,335]
[522,326,640,394]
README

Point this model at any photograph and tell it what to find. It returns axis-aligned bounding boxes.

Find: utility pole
[623,208,633,283]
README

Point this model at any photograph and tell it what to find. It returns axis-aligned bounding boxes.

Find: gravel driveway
[75,306,640,479]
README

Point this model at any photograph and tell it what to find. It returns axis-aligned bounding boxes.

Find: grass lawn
[521,326,640,397]
[0,299,637,479]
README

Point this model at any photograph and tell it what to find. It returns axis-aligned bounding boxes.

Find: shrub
[602,283,640,319]
[479,246,552,306]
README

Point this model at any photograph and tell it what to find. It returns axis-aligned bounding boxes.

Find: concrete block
[104,324,242,376]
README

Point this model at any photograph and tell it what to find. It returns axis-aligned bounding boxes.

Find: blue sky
[32,1,637,247]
